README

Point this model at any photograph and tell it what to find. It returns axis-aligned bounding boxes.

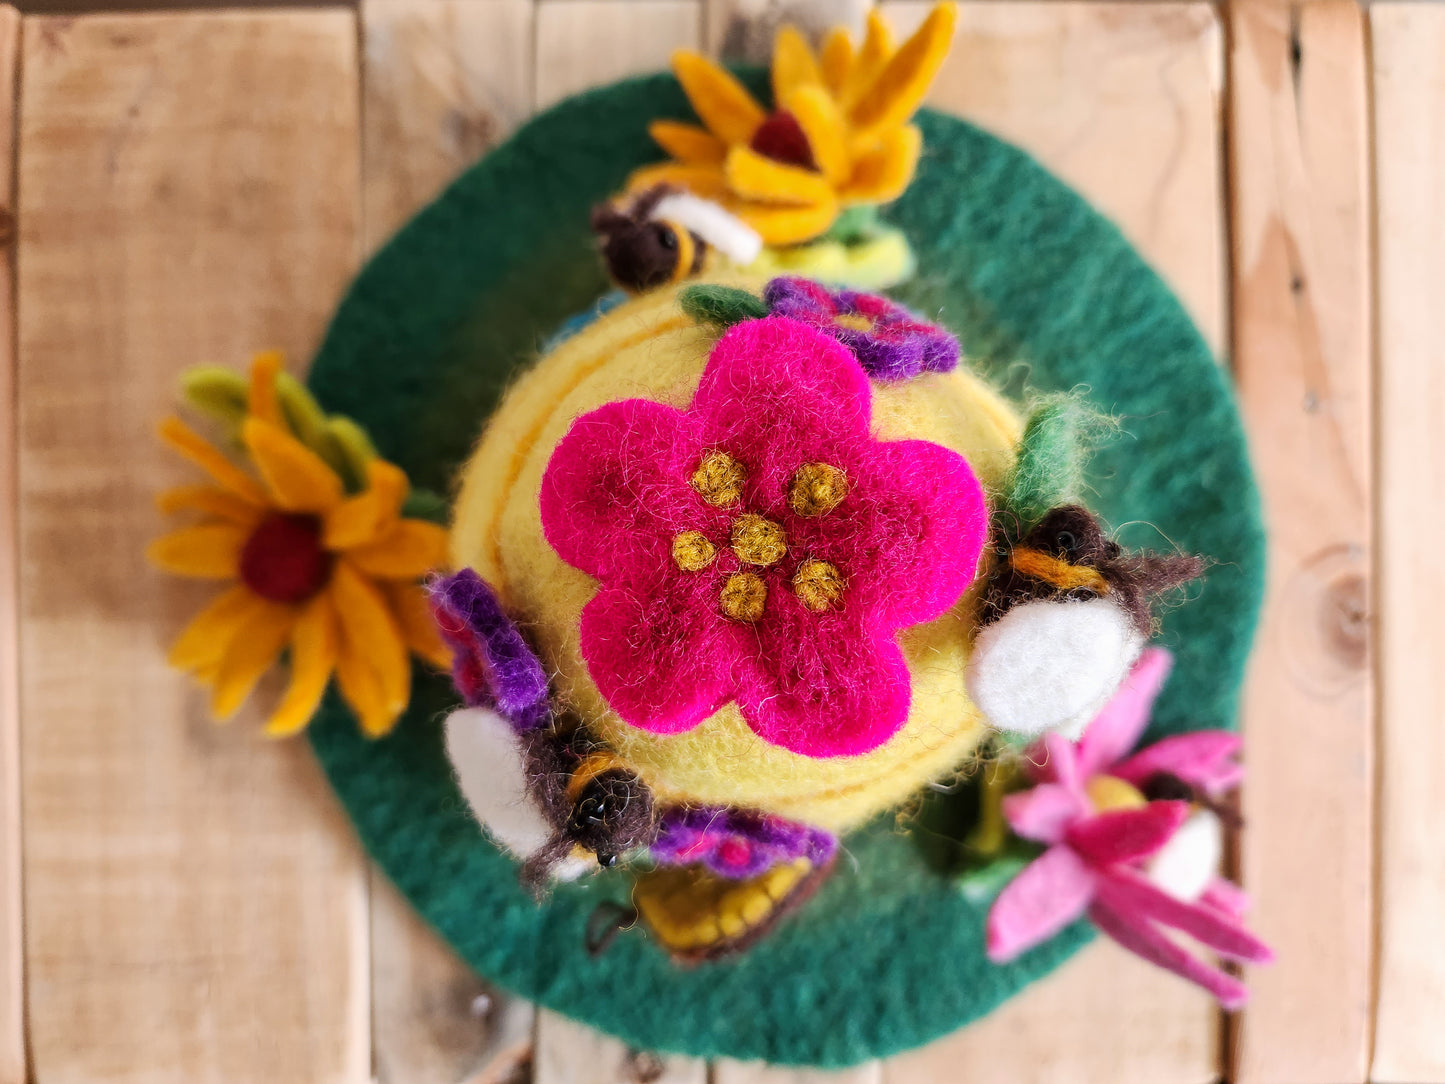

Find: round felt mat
[304,71,1264,1067]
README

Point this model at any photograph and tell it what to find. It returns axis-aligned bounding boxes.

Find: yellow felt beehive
[450,283,1021,830]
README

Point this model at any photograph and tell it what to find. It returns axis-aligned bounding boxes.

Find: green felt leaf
[303,70,1264,1068]
[180,366,247,432]
[678,283,768,328]
[1000,394,1117,539]
[400,487,449,524]
[323,415,378,493]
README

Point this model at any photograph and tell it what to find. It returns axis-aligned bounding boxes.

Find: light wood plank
[535,0,704,111]
[18,12,369,1082]
[888,0,1226,355]
[0,9,20,1084]
[362,0,533,253]
[1226,5,1374,1082]
[360,3,539,1080]
[882,944,1216,1084]
[534,1009,707,1084]
[879,5,1224,1080]
[704,0,866,60]
[1371,5,1445,1081]
[714,1060,881,1084]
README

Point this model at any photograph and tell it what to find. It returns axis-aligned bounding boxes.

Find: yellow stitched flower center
[692,451,747,507]
[671,530,718,572]
[833,313,874,333]
[788,462,850,517]
[731,514,788,567]
[792,559,846,612]
[720,571,768,622]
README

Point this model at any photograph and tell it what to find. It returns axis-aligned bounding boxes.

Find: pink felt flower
[539,316,988,757]
[986,648,1273,1008]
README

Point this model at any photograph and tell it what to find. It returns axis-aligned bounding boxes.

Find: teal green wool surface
[304,71,1265,1067]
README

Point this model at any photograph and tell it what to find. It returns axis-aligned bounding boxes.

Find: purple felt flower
[430,568,551,731]
[762,276,960,381]
[651,806,837,879]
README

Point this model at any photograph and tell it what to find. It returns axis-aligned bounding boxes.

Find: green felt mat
[304,70,1264,1067]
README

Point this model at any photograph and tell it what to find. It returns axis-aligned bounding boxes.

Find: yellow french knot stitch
[788,462,849,518]
[730,513,788,568]
[793,559,845,612]
[720,571,768,622]
[691,450,747,507]
[672,530,718,572]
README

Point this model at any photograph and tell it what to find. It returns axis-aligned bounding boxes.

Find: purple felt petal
[430,569,550,731]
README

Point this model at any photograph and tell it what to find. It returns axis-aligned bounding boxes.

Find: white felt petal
[966,598,1145,740]
[652,191,764,265]
[1148,809,1222,903]
[444,707,553,859]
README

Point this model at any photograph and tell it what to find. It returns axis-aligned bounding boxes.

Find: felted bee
[590,184,762,293]
[966,505,1204,740]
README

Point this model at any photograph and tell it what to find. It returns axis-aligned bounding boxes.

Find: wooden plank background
[0,1,1436,1081]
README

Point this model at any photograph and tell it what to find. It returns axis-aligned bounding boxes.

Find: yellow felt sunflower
[629,3,957,246]
[148,352,450,738]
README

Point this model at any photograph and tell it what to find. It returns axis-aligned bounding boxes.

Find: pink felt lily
[986,648,1272,1008]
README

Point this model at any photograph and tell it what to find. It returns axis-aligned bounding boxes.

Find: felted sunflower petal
[333,638,398,738]
[210,598,298,720]
[322,459,409,549]
[627,162,734,202]
[839,124,922,204]
[246,350,286,427]
[241,417,345,513]
[848,2,956,144]
[156,484,263,526]
[167,583,261,671]
[344,520,449,579]
[735,198,840,245]
[784,85,851,186]
[648,120,728,166]
[331,560,411,731]
[672,50,766,145]
[772,25,822,103]
[158,416,269,505]
[724,145,836,207]
[264,594,339,737]
[383,580,451,670]
[820,27,855,95]
[842,8,897,108]
[147,522,248,579]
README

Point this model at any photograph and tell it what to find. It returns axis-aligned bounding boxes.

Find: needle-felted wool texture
[302,69,1264,1066]
[455,287,1015,826]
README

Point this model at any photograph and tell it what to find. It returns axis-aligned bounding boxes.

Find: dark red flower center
[749,110,817,171]
[239,513,333,603]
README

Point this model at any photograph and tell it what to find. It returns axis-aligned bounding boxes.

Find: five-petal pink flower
[539,315,988,758]
[986,648,1273,1008]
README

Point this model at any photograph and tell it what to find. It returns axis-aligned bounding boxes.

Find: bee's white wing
[652,191,764,265]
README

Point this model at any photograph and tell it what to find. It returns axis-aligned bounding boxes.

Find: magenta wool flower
[538,316,988,758]
[762,276,960,380]
[651,806,837,879]
[986,648,1272,1008]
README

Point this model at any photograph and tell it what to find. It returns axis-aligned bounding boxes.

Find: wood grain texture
[1371,5,1445,1081]
[704,0,866,60]
[881,943,1216,1084]
[888,0,1226,354]
[714,1061,881,1084]
[877,5,1225,1080]
[0,9,19,1084]
[533,1009,706,1084]
[1226,5,1374,1082]
[17,12,370,1083]
[535,0,703,110]
[361,0,533,253]
[359,3,539,1080]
